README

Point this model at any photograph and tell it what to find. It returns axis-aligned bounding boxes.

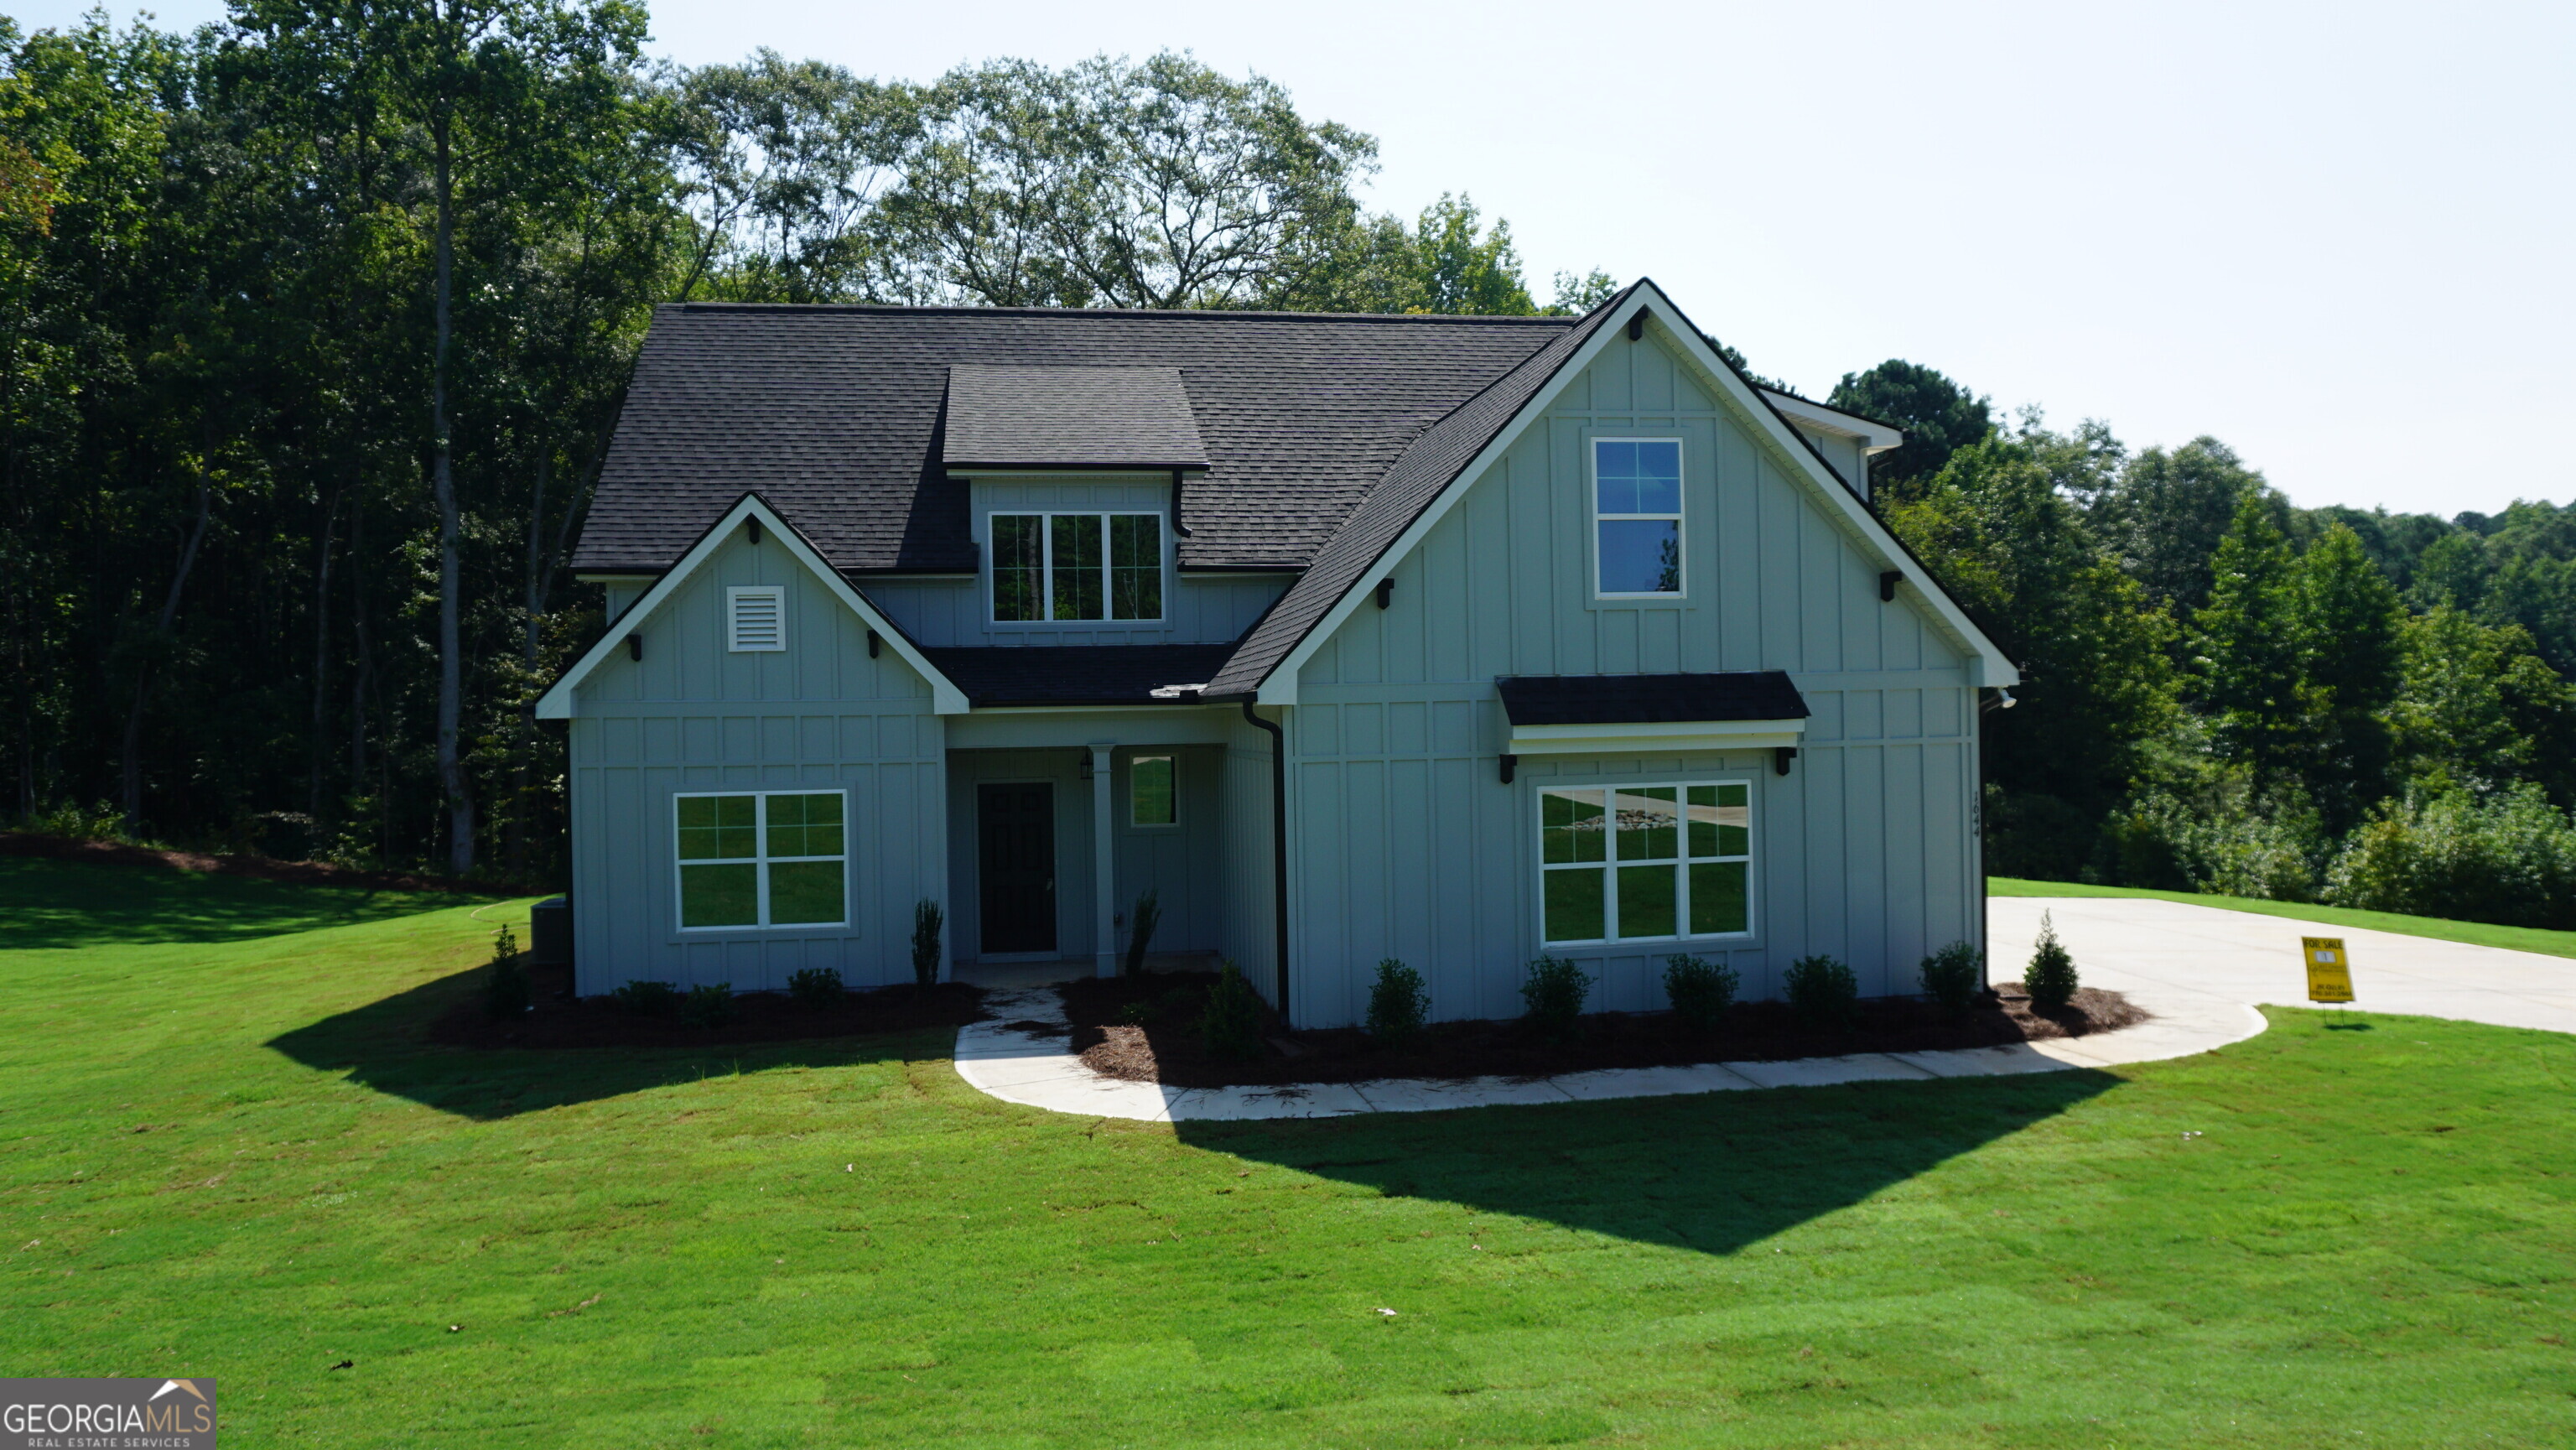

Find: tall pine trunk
[431,96,473,876]
[120,470,212,834]
[308,491,340,819]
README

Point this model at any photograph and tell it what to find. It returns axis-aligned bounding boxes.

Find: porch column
[1090,741,1116,978]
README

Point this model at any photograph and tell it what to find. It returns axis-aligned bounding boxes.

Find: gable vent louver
[728,586,785,652]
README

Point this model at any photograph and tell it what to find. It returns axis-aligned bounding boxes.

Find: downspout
[1239,699,1290,1025]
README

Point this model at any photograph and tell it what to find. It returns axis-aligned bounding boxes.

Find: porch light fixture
[1078,751,1094,782]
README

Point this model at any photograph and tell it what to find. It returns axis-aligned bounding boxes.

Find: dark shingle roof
[571,304,1571,577]
[1202,287,1635,697]
[943,365,1209,470]
[1496,672,1810,727]
[920,644,1237,708]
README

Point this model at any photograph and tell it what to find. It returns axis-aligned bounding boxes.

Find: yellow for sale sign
[2302,938,2355,1003]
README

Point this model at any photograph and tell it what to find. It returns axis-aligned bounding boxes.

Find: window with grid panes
[674,791,847,929]
[1539,782,1750,943]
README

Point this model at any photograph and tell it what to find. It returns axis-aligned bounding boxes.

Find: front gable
[537,495,968,719]
[1295,317,1979,694]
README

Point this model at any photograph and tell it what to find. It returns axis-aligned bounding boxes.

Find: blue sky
[12,0,2570,517]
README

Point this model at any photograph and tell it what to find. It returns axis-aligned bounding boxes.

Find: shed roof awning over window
[943,365,1211,471]
[1496,672,1810,754]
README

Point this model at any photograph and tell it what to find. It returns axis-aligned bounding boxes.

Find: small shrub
[1783,954,1857,1031]
[911,898,945,990]
[610,980,680,1016]
[1918,940,1982,1016]
[2025,912,2079,1011]
[1661,954,1737,1033]
[1199,961,1265,1061]
[787,966,844,1008]
[1123,888,1162,976]
[483,924,530,1021]
[1519,956,1592,1042]
[682,981,736,1028]
[1365,959,1429,1047]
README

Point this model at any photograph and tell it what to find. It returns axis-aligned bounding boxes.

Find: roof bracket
[1774,746,1798,777]
[868,630,881,658]
[1499,753,1517,786]
[1879,569,1901,602]
[626,633,642,663]
[1626,309,1648,341]
[746,517,761,545]
[1375,578,1393,610]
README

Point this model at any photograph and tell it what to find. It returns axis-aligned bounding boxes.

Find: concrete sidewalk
[1988,895,2576,1037]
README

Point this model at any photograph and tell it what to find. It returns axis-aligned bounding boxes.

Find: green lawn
[1992,876,2576,960]
[5,858,2573,1447]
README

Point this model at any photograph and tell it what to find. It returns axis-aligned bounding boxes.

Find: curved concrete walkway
[953,897,2573,1121]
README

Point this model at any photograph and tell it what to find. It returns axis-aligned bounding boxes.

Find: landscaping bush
[610,980,680,1016]
[1519,955,1592,1042]
[682,981,736,1028]
[2324,782,2576,929]
[1783,954,1857,1031]
[482,924,530,1021]
[2026,912,2079,1011]
[911,898,944,990]
[1199,961,1265,1060]
[787,966,844,1007]
[1661,954,1737,1033]
[1365,959,1428,1047]
[1123,888,1161,975]
[1918,940,1981,1016]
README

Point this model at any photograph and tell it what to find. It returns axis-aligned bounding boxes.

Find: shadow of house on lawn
[1176,1068,2122,1258]
[266,965,952,1121]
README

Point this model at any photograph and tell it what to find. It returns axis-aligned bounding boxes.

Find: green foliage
[2325,784,2576,930]
[1918,941,1981,1016]
[2288,524,2405,828]
[610,980,680,1016]
[1827,360,1991,496]
[1544,268,1618,315]
[2392,608,2576,805]
[1518,955,1591,1042]
[682,981,736,1028]
[2024,912,2079,1011]
[1659,953,1737,1032]
[482,924,530,1020]
[1364,958,1428,1047]
[2090,437,2278,616]
[787,966,844,1007]
[2191,491,2307,779]
[1197,960,1265,1061]
[1782,954,1857,1030]
[911,897,943,990]
[1122,888,1161,976]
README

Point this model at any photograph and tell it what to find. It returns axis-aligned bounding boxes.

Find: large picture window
[1593,439,1683,596]
[1540,781,1750,943]
[990,512,1164,622]
[675,790,848,930]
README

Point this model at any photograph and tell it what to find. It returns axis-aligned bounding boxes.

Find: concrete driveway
[1989,895,2576,1037]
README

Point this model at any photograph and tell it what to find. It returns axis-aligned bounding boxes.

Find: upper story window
[992,512,1164,623]
[1593,439,1683,596]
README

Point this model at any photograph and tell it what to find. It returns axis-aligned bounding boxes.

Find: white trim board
[1509,719,1807,756]
[1252,280,2018,704]
[535,492,970,719]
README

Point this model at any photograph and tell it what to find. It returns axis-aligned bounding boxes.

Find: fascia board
[1509,719,1807,754]
[1760,390,1903,452]
[534,494,970,719]
[1641,289,2019,687]
[1254,282,2015,702]
[1251,306,1639,706]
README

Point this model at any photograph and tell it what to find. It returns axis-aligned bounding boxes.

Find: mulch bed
[432,959,989,1050]
[1063,971,2147,1089]
[0,830,543,897]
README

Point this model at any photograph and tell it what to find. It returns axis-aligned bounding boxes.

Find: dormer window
[991,512,1164,622]
[1594,439,1683,596]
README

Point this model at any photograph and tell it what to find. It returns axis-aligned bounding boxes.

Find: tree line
[0,5,1605,879]
[1836,366,2576,928]
[9,3,2572,928]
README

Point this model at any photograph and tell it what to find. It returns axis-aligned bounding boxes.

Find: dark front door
[978,782,1057,954]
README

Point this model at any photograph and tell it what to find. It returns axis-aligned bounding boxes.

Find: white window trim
[988,510,1168,625]
[726,585,787,652]
[1128,753,1180,829]
[1536,777,1754,947]
[673,789,849,933]
[1591,436,1686,600]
